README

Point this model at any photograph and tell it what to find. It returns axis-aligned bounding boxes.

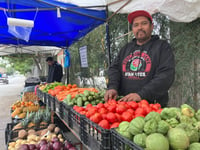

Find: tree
[3,54,34,75]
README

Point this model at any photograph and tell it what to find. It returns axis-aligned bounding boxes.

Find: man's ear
[151,24,154,32]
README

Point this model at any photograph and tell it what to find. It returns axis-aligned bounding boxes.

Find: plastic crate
[46,94,53,109]
[36,88,43,100]
[70,108,87,143]
[55,98,63,118]
[111,129,143,150]
[82,116,111,150]
[5,122,17,145]
[62,103,72,124]
[11,117,22,124]
[37,88,47,104]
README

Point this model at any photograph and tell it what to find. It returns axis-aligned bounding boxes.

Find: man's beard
[136,30,149,43]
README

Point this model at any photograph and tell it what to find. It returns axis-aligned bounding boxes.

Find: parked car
[0,73,9,84]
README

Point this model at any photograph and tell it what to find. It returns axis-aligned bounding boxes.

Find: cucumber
[77,97,83,106]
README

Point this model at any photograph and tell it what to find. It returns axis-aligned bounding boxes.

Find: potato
[41,129,48,136]
[8,142,16,147]
[59,138,64,143]
[54,127,60,134]
[57,134,62,139]
[18,129,28,139]
[47,124,56,132]
[28,129,36,135]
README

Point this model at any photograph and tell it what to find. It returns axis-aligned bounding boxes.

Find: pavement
[0,75,88,150]
[0,75,25,150]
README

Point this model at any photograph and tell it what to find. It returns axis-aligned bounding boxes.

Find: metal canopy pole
[106,6,111,67]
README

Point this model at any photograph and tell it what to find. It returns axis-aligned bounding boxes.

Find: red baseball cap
[128,10,153,24]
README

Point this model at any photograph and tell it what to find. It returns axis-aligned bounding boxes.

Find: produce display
[115,103,200,150]
[8,123,77,150]
[12,107,51,130]
[73,99,162,129]
[11,101,41,119]
[63,90,105,106]
[6,82,200,150]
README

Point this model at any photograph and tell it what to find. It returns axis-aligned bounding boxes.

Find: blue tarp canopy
[0,0,106,47]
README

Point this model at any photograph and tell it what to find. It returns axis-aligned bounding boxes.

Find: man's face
[132,16,153,44]
[47,61,53,66]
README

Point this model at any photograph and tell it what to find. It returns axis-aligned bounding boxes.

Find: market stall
[1,1,200,150]
[5,82,199,150]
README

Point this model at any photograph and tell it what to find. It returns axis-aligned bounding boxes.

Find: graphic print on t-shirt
[122,50,151,80]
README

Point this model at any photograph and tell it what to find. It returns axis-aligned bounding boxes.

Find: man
[104,10,175,107]
[46,56,63,83]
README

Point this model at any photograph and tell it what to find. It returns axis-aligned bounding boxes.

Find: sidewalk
[0,75,25,150]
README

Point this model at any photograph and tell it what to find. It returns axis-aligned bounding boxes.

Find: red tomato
[79,111,86,115]
[117,101,126,105]
[102,113,107,120]
[73,105,79,110]
[151,103,162,110]
[116,104,127,114]
[106,112,117,123]
[143,106,152,114]
[90,113,103,123]
[135,107,145,115]
[98,119,110,129]
[121,111,133,122]
[74,106,85,113]
[98,108,108,114]
[96,103,105,109]
[107,99,117,105]
[107,105,116,113]
[85,107,98,118]
[86,103,93,109]
[110,122,120,128]
[127,101,138,110]
[127,109,135,115]
[140,99,149,105]
[156,108,163,114]
[134,113,145,118]
[104,103,109,108]
[115,113,122,122]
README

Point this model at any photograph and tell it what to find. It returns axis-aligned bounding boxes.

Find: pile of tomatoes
[73,99,162,129]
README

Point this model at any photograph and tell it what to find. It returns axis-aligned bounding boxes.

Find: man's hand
[119,93,141,102]
[104,89,118,102]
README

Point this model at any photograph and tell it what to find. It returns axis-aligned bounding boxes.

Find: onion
[64,140,73,149]
[19,144,30,150]
[51,137,59,143]
[68,147,77,150]
[39,139,48,147]
[40,144,52,150]
[28,144,36,150]
[52,141,62,150]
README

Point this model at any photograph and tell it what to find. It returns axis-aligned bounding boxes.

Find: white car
[0,73,9,84]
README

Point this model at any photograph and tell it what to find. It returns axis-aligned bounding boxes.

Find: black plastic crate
[50,95,56,111]
[62,103,72,124]
[37,89,47,104]
[36,88,43,100]
[55,98,63,118]
[46,94,53,109]
[5,123,17,145]
[11,117,22,124]
[70,108,87,143]
[111,129,143,150]
[82,116,111,150]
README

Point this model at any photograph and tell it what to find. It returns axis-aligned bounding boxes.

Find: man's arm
[137,42,175,102]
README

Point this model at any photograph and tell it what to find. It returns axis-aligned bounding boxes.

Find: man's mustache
[136,30,146,36]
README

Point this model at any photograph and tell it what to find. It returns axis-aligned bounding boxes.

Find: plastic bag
[8,25,33,42]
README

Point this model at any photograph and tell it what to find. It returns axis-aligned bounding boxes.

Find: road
[0,75,25,150]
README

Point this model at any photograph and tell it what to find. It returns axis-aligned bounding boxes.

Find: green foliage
[169,19,200,108]
[4,54,34,75]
